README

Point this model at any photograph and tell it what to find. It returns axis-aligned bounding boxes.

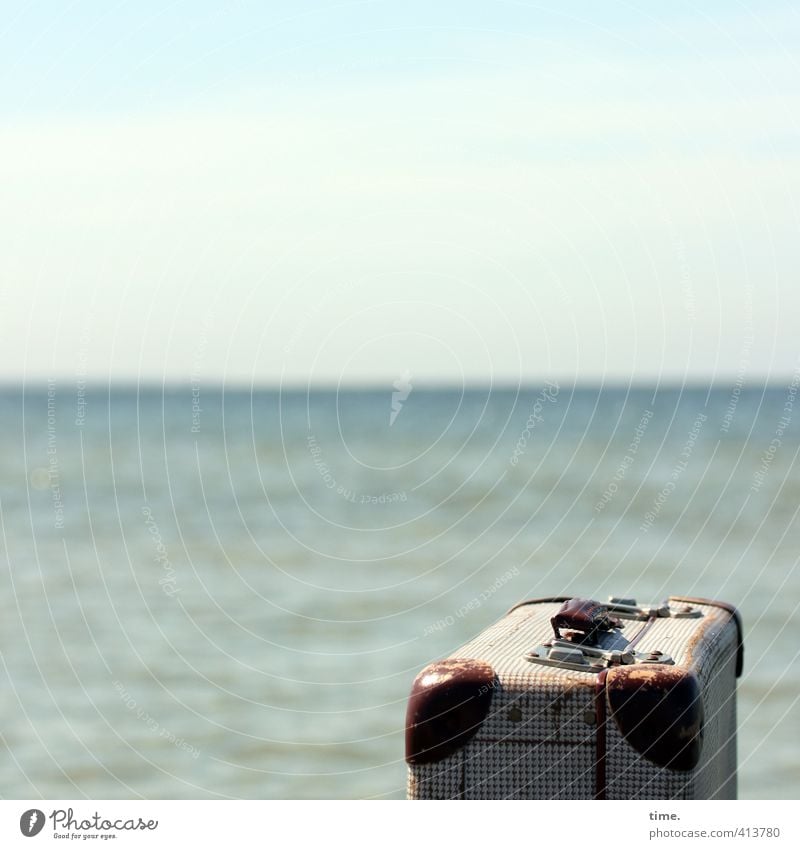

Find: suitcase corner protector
[405,658,497,765]
[604,664,704,771]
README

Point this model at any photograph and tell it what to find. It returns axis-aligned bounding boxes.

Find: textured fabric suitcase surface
[406,595,743,800]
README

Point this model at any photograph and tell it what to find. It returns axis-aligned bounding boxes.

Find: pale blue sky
[2,1,799,384]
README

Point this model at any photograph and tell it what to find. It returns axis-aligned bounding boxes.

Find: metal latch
[606,597,702,620]
[525,639,675,673]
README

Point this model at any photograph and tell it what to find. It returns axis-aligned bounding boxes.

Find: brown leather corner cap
[604,665,704,772]
[405,659,497,765]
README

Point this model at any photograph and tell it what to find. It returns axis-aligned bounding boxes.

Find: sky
[1,0,799,386]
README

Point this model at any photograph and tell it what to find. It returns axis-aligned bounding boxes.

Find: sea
[0,383,797,799]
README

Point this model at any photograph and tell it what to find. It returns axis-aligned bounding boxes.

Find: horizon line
[0,377,793,392]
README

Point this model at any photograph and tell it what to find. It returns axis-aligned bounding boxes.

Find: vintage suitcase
[406,595,743,800]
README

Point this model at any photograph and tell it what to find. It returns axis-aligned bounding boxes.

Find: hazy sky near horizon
[2,1,799,385]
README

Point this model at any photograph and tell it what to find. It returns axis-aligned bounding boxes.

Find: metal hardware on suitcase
[406,595,743,800]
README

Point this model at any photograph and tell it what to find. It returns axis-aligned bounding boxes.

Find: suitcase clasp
[525,640,675,672]
[606,597,703,620]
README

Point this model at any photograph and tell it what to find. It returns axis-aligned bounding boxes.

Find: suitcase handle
[550,598,623,644]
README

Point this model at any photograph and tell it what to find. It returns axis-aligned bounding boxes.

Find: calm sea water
[0,384,797,799]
